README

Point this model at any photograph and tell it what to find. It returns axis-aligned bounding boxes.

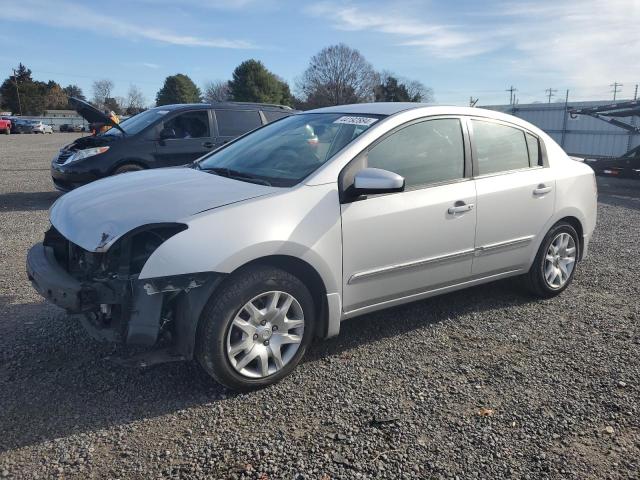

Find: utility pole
[11,69,22,116]
[560,89,570,148]
[634,84,638,100]
[469,96,478,107]
[506,85,517,105]
[545,87,557,103]
[610,81,623,101]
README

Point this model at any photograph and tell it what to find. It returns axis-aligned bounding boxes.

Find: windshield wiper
[202,167,272,186]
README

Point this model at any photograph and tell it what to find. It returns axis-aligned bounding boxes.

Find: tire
[196,265,315,391]
[522,221,580,298]
[113,163,144,175]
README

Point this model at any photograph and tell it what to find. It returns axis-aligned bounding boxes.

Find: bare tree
[92,79,114,110]
[203,80,231,103]
[126,84,146,114]
[405,79,434,103]
[297,44,377,107]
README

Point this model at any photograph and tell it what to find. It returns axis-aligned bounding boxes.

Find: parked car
[583,145,640,179]
[8,118,32,134]
[50,97,297,191]
[59,124,85,133]
[27,103,597,390]
[29,120,53,134]
[0,117,10,134]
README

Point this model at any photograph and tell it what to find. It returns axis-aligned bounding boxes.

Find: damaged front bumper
[26,239,223,358]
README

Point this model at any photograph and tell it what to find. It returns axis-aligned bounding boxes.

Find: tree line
[0,44,432,115]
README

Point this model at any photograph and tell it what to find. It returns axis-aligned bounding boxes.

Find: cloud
[308,0,640,92]
[496,0,640,91]
[0,0,256,49]
[307,3,498,59]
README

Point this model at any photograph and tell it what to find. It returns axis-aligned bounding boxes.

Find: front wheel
[522,221,580,298]
[196,265,315,390]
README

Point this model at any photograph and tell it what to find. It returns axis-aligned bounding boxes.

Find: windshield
[197,113,382,187]
[103,108,170,136]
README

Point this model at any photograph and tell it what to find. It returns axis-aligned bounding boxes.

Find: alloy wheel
[544,232,576,289]
[226,291,305,378]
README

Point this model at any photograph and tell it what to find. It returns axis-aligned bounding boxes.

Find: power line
[545,87,557,103]
[610,81,623,101]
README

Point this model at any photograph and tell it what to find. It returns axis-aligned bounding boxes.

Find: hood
[69,97,125,135]
[50,168,279,252]
[66,134,115,150]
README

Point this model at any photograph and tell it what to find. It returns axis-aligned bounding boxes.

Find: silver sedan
[27,103,597,390]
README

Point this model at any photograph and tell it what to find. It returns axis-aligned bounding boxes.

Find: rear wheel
[113,163,144,175]
[522,221,579,298]
[196,265,315,391]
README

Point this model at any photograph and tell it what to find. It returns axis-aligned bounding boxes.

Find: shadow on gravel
[0,191,61,212]
[598,194,640,211]
[0,280,534,452]
[305,279,533,363]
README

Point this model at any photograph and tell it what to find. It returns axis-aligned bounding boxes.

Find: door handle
[202,141,214,148]
[533,184,552,195]
[448,202,474,214]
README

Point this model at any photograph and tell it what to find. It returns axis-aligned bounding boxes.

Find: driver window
[163,111,210,139]
[366,119,465,188]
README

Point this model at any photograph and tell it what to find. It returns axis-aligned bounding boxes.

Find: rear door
[470,118,555,276]
[213,109,263,147]
[154,109,214,166]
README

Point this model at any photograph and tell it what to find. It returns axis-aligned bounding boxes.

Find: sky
[1,0,639,107]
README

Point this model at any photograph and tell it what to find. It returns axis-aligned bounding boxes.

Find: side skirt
[342,267,525,320]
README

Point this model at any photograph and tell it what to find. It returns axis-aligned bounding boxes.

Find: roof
[305,103,518,121]
[308,102,433,115]
[151,102,296,112]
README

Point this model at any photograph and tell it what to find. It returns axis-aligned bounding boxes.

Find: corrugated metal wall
[485,101,639,157]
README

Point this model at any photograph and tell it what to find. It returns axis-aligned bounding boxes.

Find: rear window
[263,110,290,123]
[215,110,262,136]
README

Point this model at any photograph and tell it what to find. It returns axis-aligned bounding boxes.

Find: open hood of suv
[69,97,125,135]
[50,168,278,252]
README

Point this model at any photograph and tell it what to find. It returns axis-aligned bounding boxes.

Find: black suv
[51,98,297,191]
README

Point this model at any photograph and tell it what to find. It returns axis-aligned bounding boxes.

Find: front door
[341,118,477,313]
[155,109,214,166]
[470,119,555,276]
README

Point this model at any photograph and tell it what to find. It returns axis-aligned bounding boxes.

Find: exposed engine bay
[27,224,223,358]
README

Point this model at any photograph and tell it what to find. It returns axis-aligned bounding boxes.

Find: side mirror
[159,127,176,140]
[353,167,405,195]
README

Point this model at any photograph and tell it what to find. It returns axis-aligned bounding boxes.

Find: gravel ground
[0,134,638,479]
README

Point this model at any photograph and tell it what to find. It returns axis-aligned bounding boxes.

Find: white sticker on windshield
[333,116,378,126]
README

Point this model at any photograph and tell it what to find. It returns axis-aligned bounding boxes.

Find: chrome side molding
[348,235,535,284]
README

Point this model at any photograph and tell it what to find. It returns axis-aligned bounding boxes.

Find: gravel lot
[0,133,638,479]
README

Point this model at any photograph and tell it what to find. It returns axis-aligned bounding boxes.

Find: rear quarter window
[215,110,262,136]
[262,110,290,123]
[525,133,541,166]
